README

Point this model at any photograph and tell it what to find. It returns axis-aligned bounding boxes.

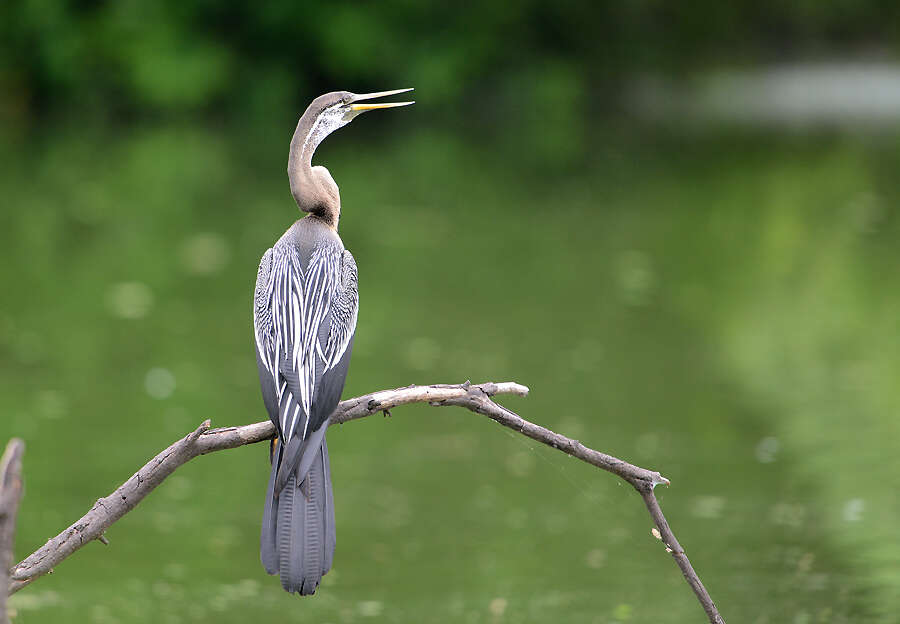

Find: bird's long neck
[287,114,340,229]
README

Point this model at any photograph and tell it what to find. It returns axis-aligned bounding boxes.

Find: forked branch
[6,381,724,623]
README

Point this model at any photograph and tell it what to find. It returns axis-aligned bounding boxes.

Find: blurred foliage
[2,0,900,125]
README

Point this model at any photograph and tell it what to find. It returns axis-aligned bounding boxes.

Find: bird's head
[299,88,415,158]
[289,89,414,227]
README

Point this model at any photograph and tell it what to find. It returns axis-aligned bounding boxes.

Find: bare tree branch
[7,381,724,623]
[1,439,25,624]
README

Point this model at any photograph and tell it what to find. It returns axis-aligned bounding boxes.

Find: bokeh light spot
[108,282,154,320]
[180,232,230,275]
[145,367,176,399]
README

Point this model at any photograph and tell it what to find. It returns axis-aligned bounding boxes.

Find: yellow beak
[349,88,415,112]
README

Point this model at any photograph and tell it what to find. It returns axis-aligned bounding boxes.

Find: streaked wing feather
[254,249,280,433]
[320,251,358,373]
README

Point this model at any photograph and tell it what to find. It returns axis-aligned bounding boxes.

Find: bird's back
[259,215,353,448]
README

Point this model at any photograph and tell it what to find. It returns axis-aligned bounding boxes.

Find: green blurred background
[2,2,900,622]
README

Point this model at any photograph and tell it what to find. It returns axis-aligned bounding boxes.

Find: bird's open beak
[348,88,415,114]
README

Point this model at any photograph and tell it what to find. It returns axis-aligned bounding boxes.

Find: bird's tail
[260,439,336,595]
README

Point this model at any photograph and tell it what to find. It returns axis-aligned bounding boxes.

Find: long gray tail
[260,440,336,595]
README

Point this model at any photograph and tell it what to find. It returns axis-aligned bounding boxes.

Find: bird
[253,89,414,595]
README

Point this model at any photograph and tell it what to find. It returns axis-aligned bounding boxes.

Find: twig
[1,439,25,624]
[7,381,724,623]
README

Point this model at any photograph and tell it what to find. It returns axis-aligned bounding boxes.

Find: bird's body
[254,215,356,594]
[252,89,412,595]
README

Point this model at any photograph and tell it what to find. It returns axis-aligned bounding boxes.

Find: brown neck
[287,113,340,228]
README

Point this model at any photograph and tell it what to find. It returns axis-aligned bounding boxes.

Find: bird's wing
[256,243,358,491]
[253,248,280,431]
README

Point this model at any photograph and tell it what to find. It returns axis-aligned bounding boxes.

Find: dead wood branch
[7,381,724,623]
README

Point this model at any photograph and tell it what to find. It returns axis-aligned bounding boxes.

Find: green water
[2,124,898,622]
